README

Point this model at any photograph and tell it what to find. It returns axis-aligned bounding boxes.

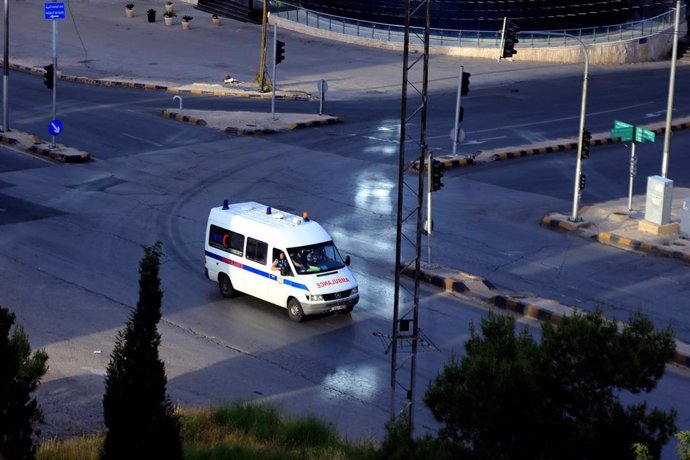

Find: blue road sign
[49,119,63,136]
[44,2,65,20]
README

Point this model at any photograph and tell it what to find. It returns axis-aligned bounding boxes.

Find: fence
[270,1,685,48]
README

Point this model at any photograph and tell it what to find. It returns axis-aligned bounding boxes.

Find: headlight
[310,294,324,301]
[351,287,358,295]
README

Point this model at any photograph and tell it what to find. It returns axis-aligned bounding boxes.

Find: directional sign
[44,2,65,20]
[49,119,63,136]
[613,120,633,129]
[611,126,634,141]
[635,127,656,143]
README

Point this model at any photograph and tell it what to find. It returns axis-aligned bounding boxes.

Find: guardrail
[270,1,685,48]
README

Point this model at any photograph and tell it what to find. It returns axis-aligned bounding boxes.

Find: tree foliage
[423,310,677,460]
[101,242,182,459]
[0,306,48,460]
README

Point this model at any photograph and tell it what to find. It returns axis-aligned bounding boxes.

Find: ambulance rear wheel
[218,274,235,298]
[287,298,305,322]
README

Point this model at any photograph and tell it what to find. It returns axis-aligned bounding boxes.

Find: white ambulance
[204,201,360,322]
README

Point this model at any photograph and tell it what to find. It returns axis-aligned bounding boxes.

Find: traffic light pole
[271,24,277,120]
[569,36,589,222]
[426,151,432,264]
[452,66,463,155]
[511,30,588,221]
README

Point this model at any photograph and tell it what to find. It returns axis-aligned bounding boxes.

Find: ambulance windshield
[287,241,345,275]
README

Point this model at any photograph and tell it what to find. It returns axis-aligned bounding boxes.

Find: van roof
[209,201,332,247]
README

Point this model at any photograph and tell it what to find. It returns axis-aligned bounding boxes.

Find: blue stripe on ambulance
[205,250,308,291]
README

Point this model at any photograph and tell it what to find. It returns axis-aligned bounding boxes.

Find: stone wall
[272,16,688,64]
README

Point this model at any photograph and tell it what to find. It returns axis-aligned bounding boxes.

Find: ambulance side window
[209,225,244,257]
[246,237,268,265]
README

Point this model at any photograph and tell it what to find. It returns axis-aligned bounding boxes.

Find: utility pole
[258,0,268,91]
[3,0,9,132]
[389,0,431,432]
[661,0,681,178]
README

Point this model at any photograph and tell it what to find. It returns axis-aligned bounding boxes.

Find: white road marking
[471,101,656,134]
[122,133,164,147]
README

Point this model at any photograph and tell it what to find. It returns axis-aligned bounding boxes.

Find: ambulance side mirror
[345,255,351,266]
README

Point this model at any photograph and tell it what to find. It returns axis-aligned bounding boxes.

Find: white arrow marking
[644,110,667,118]
[464,136,508,145]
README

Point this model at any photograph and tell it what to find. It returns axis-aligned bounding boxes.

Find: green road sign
[635,127,656,143]
[611,126,634,141]
[613,120,633,129]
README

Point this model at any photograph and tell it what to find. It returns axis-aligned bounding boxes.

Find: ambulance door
[244,237,272,303]
[268,247,294,307]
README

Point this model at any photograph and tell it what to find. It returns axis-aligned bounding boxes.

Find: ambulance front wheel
[287,298,305,322]
[218,274,235,298]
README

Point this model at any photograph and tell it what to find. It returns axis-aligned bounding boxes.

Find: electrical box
[681,197,690,238]
[644,175,673,225]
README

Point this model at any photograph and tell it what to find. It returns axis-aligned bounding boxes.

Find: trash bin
[681,197,690,238]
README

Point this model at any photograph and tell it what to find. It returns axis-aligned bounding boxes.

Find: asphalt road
[2,45,690,457]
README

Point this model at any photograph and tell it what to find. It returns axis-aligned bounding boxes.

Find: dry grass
[36,433,103,460]
[36,403,377,460]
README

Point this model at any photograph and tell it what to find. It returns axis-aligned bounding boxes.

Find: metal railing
[270,1,685,48]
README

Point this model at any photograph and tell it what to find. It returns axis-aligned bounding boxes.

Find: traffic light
[461,71,470,96]
[579,174,586,191]
[43,64,54,90]
[431,159,444,192]
[458,106,464,124]
[502,20,520,59]
[275,40,285,65]
[581,129,592,159]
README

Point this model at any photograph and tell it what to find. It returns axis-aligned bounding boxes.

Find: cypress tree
[0,306,48,460]
[101,242,182,459]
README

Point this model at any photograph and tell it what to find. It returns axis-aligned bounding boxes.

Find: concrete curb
[161,110,208,126]
[412,156,477,171]
[413,116,690,172]
[404,262,690,370]
[29,146,90,163]
[287,118,341,130]
[159,111,340,135]
[167,86,311,101]
[226,127,276,136]
[0,130,91,163]
[540,214,690,265]
[2,60,310,101]
[488,295,564,324]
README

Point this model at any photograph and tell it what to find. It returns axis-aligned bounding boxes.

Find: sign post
[44,2,64,147]
[317,79,327,115]
[610,120,657,212]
